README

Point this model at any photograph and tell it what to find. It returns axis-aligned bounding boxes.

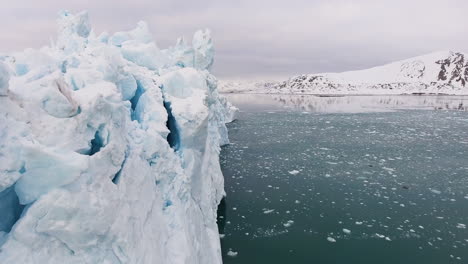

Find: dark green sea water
[219,94,468,264]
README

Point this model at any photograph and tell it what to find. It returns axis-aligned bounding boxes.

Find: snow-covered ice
[283,220,294,227]
[0,11,237,264]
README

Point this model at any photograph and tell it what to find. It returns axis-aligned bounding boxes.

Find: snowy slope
[220,51,468,94]
[0,11,236,264]
[218,80,278,93]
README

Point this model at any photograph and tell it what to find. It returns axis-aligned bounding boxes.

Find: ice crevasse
[0,11,237,264]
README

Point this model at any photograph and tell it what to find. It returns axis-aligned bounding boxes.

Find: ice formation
[0,11,237,264]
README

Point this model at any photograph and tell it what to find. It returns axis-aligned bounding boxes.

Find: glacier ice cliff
[0,11,237,264]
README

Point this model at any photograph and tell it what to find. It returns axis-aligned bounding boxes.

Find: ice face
[0,11,237,264]
[0,62,9,96]
[193,29,215,70]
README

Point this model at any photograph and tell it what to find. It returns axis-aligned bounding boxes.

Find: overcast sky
[1,0,467,80]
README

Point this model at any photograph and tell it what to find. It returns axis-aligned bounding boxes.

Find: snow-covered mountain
[220,51,468,94]
[0,11,236,264]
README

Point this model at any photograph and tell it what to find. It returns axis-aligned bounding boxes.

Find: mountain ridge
[220,51,468,94]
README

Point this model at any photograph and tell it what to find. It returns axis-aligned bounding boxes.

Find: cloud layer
[1,0,467,79]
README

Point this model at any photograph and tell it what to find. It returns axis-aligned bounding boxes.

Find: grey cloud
[0,0,467,80]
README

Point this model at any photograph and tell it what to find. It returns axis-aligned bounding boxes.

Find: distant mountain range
[220,51,468,95]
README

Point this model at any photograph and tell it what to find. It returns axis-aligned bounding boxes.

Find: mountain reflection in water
[224,94,468,113]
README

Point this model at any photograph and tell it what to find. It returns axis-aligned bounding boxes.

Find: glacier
[0,11,237,264]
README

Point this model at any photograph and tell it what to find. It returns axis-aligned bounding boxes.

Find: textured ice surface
[0,62,9,96]
[0,11,237,264]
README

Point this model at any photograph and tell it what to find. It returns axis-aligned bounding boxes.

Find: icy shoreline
[0,11,236,264]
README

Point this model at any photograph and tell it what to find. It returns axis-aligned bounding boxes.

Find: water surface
[219,94,468,264]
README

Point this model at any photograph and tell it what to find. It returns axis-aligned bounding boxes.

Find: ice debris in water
[283,220,294,227]
[227,249,238,257]
[327,237,337,243]
[0,11,237,264]
[288,170,300,175]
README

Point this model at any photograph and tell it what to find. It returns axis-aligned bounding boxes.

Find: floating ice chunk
[342,228,351,234]
[288,170,300,175]
[456,223,466,229]
[263,209,275,214]
[429,188,442,194]
[227,250,238,257]
[327,237,337,243]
